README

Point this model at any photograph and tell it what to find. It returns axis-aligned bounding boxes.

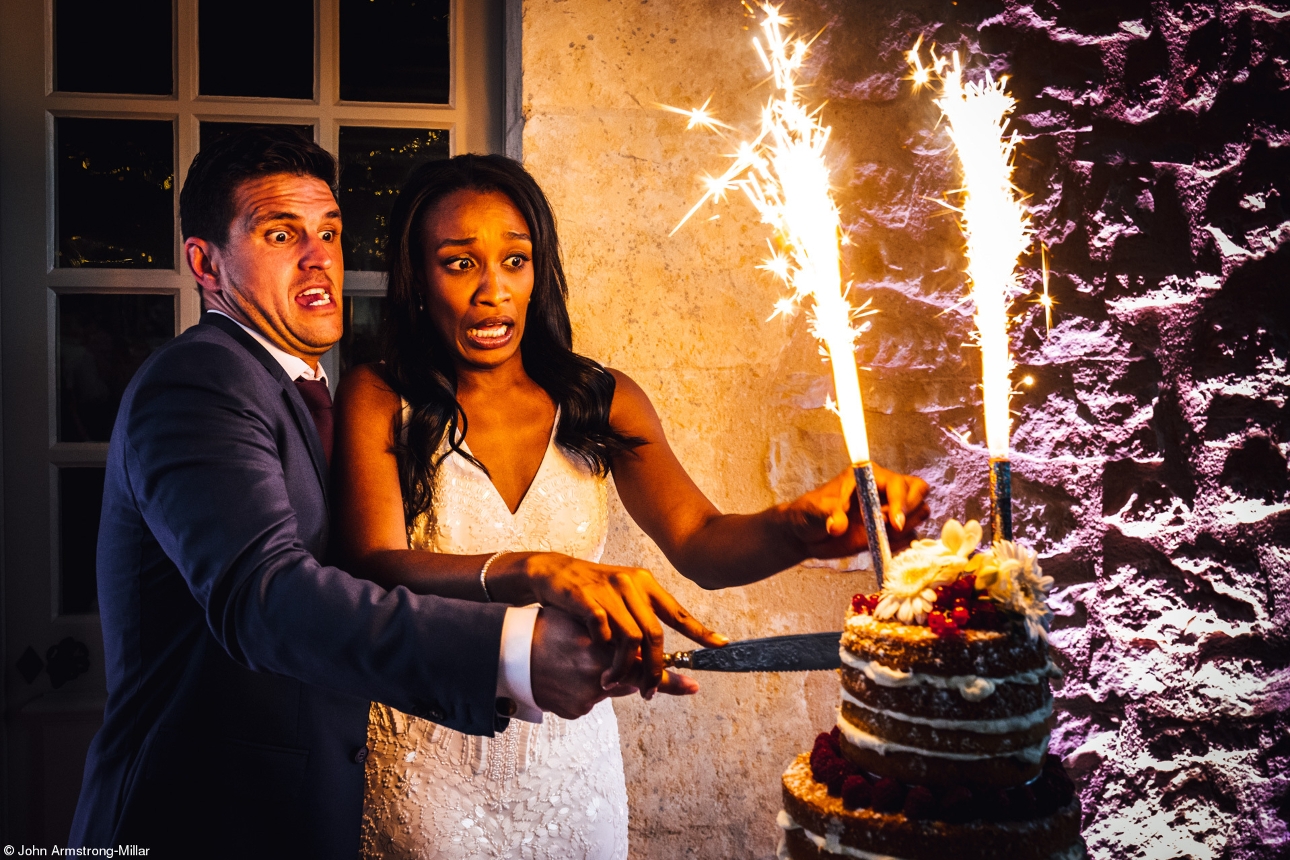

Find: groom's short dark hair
[180,127,337,247]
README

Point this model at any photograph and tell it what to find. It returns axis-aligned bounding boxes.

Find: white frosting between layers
[837,709,1050,764]
[776,809,1086,860]
[839,647,1063,702]
[777,810,908,860]
[838,687,1054,734]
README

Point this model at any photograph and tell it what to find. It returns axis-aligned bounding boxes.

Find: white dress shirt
[205,311,541,722]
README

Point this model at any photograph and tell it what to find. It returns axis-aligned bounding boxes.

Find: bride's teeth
[472,325,507,338]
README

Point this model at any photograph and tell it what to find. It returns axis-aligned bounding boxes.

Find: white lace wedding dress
[361,410,629,860]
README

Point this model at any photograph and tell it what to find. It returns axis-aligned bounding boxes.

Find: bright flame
[656,97,735,132]
[905,36,933,91]
[1037,243,1055,332]
[918,48,1031,459]
[666,4,873,464]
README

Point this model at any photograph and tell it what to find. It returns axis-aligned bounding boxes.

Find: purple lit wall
[814,1,1290,855]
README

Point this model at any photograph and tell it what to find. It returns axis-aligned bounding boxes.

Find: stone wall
[519,1,1290,857]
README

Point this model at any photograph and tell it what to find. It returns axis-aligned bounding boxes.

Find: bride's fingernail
[713,634,730,645]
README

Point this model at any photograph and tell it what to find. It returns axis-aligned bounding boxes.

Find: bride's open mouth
[465,317,515,350]
[294,286,334,309]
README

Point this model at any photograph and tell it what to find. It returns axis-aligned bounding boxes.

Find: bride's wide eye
[445,257,475,271]
[504,253,529,268]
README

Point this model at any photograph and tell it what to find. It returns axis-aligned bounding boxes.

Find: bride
[331,154,929,859]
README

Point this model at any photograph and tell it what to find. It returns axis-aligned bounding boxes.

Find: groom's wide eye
[270,231,290,244]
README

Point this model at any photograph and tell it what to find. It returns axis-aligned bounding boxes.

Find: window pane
[56,117,175,269]
[55,0,172,95]
[58,294,174,443]
[340,296,386,374]
[60,467,106,615]
[199,0,313,99]
[339,126,449,271]
[340,0,450,104]
[199,121,314,152]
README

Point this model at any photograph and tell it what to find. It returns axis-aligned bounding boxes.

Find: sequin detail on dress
[361,409,626,860]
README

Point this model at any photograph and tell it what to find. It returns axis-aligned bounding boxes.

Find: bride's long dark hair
[381,154,643,526]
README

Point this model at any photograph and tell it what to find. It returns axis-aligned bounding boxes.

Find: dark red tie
[293,378,333,464]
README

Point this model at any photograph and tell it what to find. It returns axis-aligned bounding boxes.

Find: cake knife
[662,632,842,672]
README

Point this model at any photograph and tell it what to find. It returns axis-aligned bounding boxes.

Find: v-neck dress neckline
[455,407,560,517]
[400,401,609,564]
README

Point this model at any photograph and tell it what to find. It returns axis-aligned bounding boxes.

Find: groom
[69,129,646,858]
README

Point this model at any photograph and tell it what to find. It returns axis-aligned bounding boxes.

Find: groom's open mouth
[294,285,335,309]
[465,316,515,350]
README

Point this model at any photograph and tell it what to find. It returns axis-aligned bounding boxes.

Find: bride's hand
[781,464,931,559]
[491,552,727,694]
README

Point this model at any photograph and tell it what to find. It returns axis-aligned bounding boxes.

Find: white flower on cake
[873,519,984,624]
[869,518,1055,640]
[977,539,1054,641]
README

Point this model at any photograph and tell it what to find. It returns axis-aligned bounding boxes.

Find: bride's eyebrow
[436,231,531,250]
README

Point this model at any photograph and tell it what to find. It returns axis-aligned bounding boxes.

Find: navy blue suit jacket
[70,313,509,858]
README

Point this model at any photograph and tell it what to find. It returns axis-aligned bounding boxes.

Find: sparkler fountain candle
[910,44,1032,542]
[666,4,892,583]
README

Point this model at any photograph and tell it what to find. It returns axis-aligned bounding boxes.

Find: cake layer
[780,754,1085,860]
[843,613,1049,677]
[840,697,1053,757]
[841,666,1053,721]
[836,712,1048,788]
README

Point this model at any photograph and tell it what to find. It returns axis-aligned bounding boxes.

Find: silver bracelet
[479,550,506,603]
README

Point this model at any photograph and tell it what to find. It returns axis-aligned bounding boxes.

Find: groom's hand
[492,553,727,696]
[530,606,623,719]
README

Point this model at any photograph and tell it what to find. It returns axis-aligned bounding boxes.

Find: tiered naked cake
[778,520,1086,860]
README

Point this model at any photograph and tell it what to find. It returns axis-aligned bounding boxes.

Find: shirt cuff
[495,604,543,724]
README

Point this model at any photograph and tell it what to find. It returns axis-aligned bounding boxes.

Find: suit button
[427,706,446,721]
[352,745,369,764]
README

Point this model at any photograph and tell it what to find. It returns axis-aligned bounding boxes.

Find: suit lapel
[200,313,330,499]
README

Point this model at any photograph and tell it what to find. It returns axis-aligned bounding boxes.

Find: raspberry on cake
[777,520,1086,860]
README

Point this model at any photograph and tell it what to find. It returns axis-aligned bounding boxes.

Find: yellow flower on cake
[874,519,983,624]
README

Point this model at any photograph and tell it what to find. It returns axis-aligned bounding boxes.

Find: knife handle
[662,650,692,669]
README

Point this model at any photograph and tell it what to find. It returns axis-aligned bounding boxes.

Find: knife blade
[662,631,842,673]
